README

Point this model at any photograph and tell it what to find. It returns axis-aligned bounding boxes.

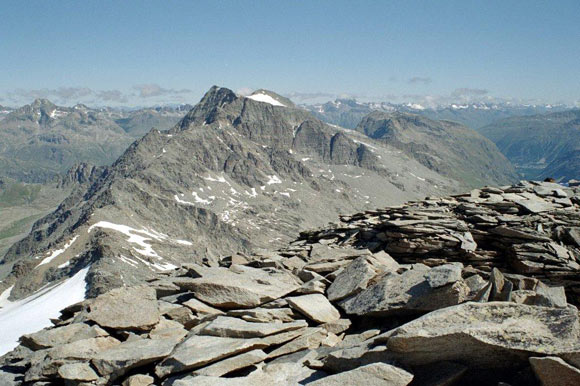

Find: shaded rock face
[356,111,519,188]
[1,180,579,386]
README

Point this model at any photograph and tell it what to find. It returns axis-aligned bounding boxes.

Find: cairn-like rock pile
[1,180,579,385]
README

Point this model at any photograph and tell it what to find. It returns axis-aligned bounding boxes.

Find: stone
[266,328,327,359]
[286,294,341,323]
[529,356,580,386]
[321,319,352,335]
[387,302,580,368]
[227,307,295,323]
[123,374,155,386]
[155,335,267,378]
[182,298,224,315]
[193,349,267,377]
[149,317,188,340]
[57,362,99,381]
[339,264,470,316]
[425,263,463,288]
[49,336,121,360]
[174,265,300,309]
[20,323,108,350]
[308,363,413,386]
[535,282,568,307]
[85,285,160,331]
[91,336,181,381]
[200,316,308,338]
[327,256,380,302]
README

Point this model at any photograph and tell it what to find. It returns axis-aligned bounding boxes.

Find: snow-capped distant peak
[247,92,285,107]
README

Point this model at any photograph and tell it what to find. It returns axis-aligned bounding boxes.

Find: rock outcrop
[1,180,578,385]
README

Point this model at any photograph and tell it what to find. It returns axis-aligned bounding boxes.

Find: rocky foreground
[1,180,580,385]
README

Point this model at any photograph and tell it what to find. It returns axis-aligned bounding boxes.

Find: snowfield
[0,266,90,355]
[246,92,285,107]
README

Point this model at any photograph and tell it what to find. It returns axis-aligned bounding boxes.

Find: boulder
[123,374,155,386]
[85,286,160,331]
[193,349,267,377]
[57,362,99,382]
[339,264,469,316]
[174,265,300,309]
[91,336,182,381]
[387,302,580,368]
[155,335,267,378]
[529,356,580,386]
[425,263,463,288]
[286,294,341,323]
[308,363,413,386]
[20,323,109,350]
[200,316,308,338]
[327,256,381,302]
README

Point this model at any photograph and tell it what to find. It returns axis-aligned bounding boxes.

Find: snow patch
[88,221,166,258]
[247,93,285,107]
[0,267,90,355]
[36,236,79,268]
[266,175,282,185]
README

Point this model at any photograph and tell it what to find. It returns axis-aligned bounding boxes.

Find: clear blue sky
[1,0,579,106]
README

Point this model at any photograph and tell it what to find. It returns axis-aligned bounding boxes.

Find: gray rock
[266,327,327,359]
[20,323,108,350]
[387,302,580,368]
[123,374,155,386]
[529,356,580,386]
[286,294,341,323]
[227,307,295,323]
[425,263,463,288]
[156,335,267,378]
[91,336,181,381]
[57,362,99,381]
[200,316,308,338]
[193,349,267,377]
[85,285,160,331]
[327,256,381,302]
[339,264,469,316]
[174,265,300,309]
[308,363,413,385]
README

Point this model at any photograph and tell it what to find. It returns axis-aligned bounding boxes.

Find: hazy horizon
[1,0,579,107]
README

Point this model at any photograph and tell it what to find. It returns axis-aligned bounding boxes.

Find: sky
[1,0,579,107]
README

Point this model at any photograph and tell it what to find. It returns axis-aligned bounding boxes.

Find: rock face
[356,111,519,188]
[1,180,579,385]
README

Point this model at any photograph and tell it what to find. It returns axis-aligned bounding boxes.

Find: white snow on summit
[0,267,90,355]
[247,92,285,107]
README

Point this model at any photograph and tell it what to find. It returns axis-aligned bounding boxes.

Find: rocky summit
[1,179,579,385]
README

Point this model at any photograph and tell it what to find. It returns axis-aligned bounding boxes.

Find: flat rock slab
[387,302,580,368]
[21,323,109,350]
[91,336,181,381]
[193,349,267,377]
[327,256,379,302]
[201,316,308,338]
[57,362,99,381]
[156,335,267,378]
[85,285,160,331]
[309,363,413,386]
[529,356,580,386]
[339,264,469,316]
[425,263,463,288]
[286,294,341,323]
[174,265,300,309]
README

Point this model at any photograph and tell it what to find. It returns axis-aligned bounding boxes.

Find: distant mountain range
[0,99,189,183]
[478,109,580,182]
[0,87,516,302]
[304,98,570,130]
